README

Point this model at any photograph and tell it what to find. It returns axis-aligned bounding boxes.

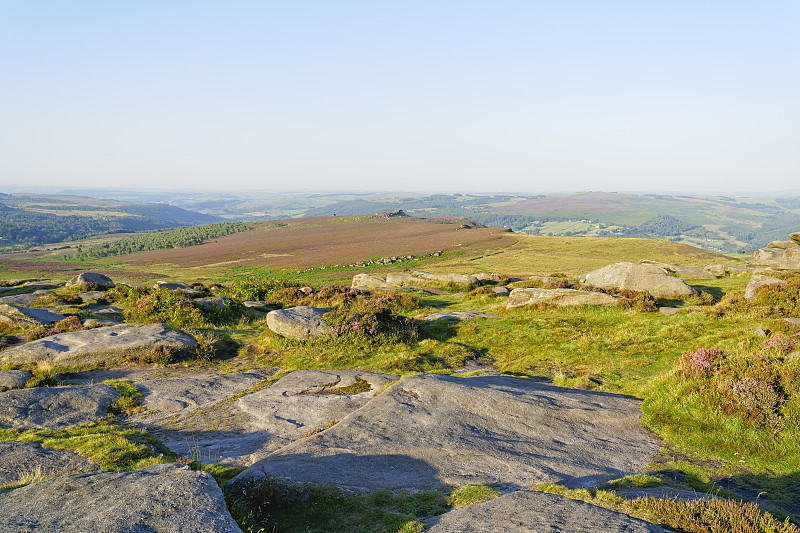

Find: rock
[235,370,398,460]
[0,290,56,307]
[229,374,658,494]
[0,304,66,328]
[582,262,698,298]
[703,264,727,277]
[792,232,800,245]
[21,281,65,290]
[299,286,314,294]
[386,272,417,285]
[81,319,119,327]
[0,441,99,486]
[492,286,510,295]
[242,300,270,309]
[0,370,32,391]
[0,384,119,430]
[617,487,724,502]
[77,291,105,302]
[473,272,504,281]
[422,312,503,321]
[658,307,704,316]
[412,271,479,285]
[753,327,769,337]
[351,273,390,289]
[65,272,115,289]
[507,288,619,309]
[266,306,333,340]
[0,463,243,533]
[0,323,197,366]
[785,318,800,326]
[194,296,231,309]
[425,490,667,533]
[155,281,192,290]
[744,274,787,300]
[86,303,124,316]
[749,240,800,270]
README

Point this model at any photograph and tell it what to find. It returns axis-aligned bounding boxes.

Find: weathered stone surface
[194,296,232,309]
[425,490,667,533]
[242,300,269,309]
[236,370,398,454]
[491,286,510,295]
[703,264,727,277]
[65,272,115,289]
[0,384,119,430]
[0,304,66,327]
[412,271,479,285]
[0,463,242,533]
[77,291,105,302]
[352,274,390,289]
[583,262,698,298]
[0,441,99,486]
[155,280,192,290]
[0,370,32,391]
[658,306,704,316]
[0,290,56,307]
[230,373,658,493]
[386,272,417,285]
[617,487,724,502]
[792,232,800,245]
[22,281,65,290]
[422,311,503,321]
[473,272,504,281]
[749,240,800,270]
[744,274,787,301]
[0,323,197,366]
[86,303,124,317]
[266,306,333,340]
[507,288,619,309]
[785,318,800,326]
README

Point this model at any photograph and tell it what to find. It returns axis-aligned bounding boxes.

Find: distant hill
[0,194,222,248]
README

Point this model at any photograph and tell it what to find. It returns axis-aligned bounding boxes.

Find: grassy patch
[447,485,501,506]
[103,379,144,415]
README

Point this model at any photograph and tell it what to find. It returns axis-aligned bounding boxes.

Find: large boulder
[0,384,119,430]
[744,274,787,301]
[749,239,800,270]
[65,272,115,289]
[0,323,197,366]
[0,441,99,486]
[426,490,667,533]
[266,306,333,340]
[411,271,479,285]
[351,273,391,289]
[0,304,65,327]
[0,370,32,391]
[0,463,243,533]
[582,262,698,298]
[228,373,658,494]
[507,288,620,309]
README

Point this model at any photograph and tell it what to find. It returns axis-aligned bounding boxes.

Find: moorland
[0,211,799,532]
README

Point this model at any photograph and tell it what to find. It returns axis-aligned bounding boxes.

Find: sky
[1,1,798,194]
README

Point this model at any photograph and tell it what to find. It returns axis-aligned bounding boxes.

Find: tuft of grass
[24,361,60,388]
[103,379,144,415]
[601,474,664,491]
[447,485,501,506]
[0,464,49,491]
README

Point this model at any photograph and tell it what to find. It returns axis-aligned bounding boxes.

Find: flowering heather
[680,348,725,377]
[761,333,800,356]
[730,376,784,430]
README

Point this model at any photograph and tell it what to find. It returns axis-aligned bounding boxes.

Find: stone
[0,304,66,327]
[77,291,105,302]
[703,264,727,277]
[266,306,333,340]
[582,262,698,298]
[0,290,56,307]
[0,441,99,486]
[785,318,800,326]
[386,272,417,285]
[0,463,242,533]
[0,323,197,366]
[351,273,391,289]
[425,490,668,533]
[0,384,119,430]
[753,327,769,337]
[21,281,65,290]
[492,286,509,295]
[792,232,800,245]
[155,280,192,290]
[242,300,270,309]
[658,307,704,316]
[0,370,32,391]
[194,296,231,309]
[65,272,115,289]
[422,311,503,321]
[507,288,619,309]
[749,240,800,270]
[412,271,480,285]
[0,370,33,392]
[229,373,658,494]
[744,274,787,301]
[299,286,314,294]
[617,487,724,502]
[473,272,504,281]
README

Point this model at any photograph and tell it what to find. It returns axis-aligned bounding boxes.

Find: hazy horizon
[2,2,798,193]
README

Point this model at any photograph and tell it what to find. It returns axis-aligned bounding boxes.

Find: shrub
[221,277,299,301]
[124,289,209,329]
[24,315,87,342]
[680,348,726,378]
[323,295,420,345]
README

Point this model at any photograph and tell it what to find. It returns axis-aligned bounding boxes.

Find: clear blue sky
[1,1,798,193]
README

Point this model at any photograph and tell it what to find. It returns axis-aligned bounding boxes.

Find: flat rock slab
[0,323,197,366]
[0,291,57,308]
[785,318,800,326]
[266,306,333,340]
[0,370,32,391]
[0,304,66,327]
[507,288,619,309]
[0,384,119,430]
[236,370,398,454]
[0,463,242,533]
[0,441,99,486]
[583,262,698,298]
[230,373,659,493]
[617,487,724,502]
[658,306,705,316]
[422,312,503,320]
[425,490,667,532]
